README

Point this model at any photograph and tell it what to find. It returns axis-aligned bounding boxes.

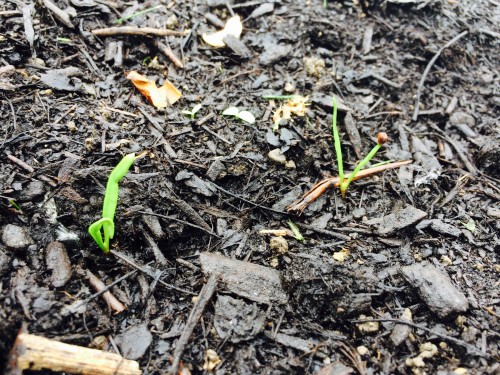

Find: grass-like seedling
[181,104,202,119]
[222,106,255,124]
[287,220,304,242]
[286,96,412,212]
[331,96,388,197]
[114,5,162,24]
[88,153,136,253]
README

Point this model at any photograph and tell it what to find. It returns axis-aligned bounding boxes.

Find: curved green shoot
[339,133,387,197]
[331,96,344,183]
[88,153,135,253]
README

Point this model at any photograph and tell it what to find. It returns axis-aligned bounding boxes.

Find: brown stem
[287,160,412,212]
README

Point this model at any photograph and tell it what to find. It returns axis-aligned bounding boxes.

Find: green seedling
[222,106,255,124]
[331,96,388,197]
[114,5,162,24]
[287,220,304,242]
[88,153,136,253]
[181,104,203,120]
[56,37,73,44]
[262,94,302,100]
[8,199,22,212]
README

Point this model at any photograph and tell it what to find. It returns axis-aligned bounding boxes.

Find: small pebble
[270,236,288,255]
[2,224,34,250]
[440,255,452,266]
[357,315,379,334]
[268,148,287,164]
[303,56,326,78]
[357,345,369,356]
[285,160,296,169]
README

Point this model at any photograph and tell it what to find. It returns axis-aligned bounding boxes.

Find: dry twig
[92,26,189,37]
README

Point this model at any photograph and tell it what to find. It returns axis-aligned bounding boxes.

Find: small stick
[85,269,126,313]
[42,0,74,28]
[92,26,189,37]
[7,332,141,375]
[170,275,218,374]
[154,40,183,68]
[287,160,413,212]
[7,155,35,173]
[412,30,468,121]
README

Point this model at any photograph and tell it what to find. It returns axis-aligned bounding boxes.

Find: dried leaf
[273,95,309,125]
[126,70,182,109]
[202,15,243,48]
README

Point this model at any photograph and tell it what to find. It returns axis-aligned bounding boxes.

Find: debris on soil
[45,241,72,287]
[268,148,287,164]
[269,236,289,255]
[2,224,33,251]
[376,205,427,235]
[390,308,413,346]
[116,324,152,360]
[214,295,265,343]
[126,71,182,109]
[200,252,288,305]
[202,15,243,48]
[401,262,469,317]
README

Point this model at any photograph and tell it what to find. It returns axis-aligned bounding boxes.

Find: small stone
[2,224,33,250]
[440,255,452,266]
[206,160,227,181]
[357,315,379,333]
[165,14,178,29]
[284,82,295,92]
[493,264,500,273]
[390,308,412,346]
[333,249,349,262]
[19,180,45,201]
[268,148,287,164]
[401,262,468,317]
[46,241,72,287]
[203,349,221,372]
[270,236,288,255]
[449,112,475,127]
[303,56,326,78]
[406,356,425,368]
[270,257,279,268]
[453,368,469,375]
[356,345,369,356]
[418,342,437,358]
[285,160,296,169]
[67,120,77,132]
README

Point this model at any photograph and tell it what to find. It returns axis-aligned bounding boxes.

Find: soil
[0,0,499,374]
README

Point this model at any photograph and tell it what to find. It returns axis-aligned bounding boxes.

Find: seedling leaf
[237,110,255,124]
[222,106,239,116]
[287,220,304,241]
[192,103,203,115]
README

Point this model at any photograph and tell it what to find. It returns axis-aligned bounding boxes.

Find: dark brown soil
[1,0,499,374]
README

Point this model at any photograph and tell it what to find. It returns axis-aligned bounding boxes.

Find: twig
[412,30,468,121]
[110,250,196,295]
[154,40,183,68]
[85,269,126,314]
[210,182,287,215]
[170,274,218,374]
[42,0,74,28]
[295,222,350,241]
[287,160,413,212]
[7,331,141,375]
[92,26,189,37]
[7,155,34,173]
[350,318,488,357]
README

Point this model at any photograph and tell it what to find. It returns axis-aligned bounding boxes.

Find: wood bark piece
[7,332,141,375]
[92,26,189,37]
[200,252,288,304]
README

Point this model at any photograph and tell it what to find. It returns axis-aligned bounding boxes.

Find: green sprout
[222,106,255,124]
[181,104,203,120]
[56,37,73,44]
[88,153,136,253]
[262,94,301,100]
[331,96,388,197]
[114,5,162,24]
[287,220,304,242]
[8,199,22,212]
